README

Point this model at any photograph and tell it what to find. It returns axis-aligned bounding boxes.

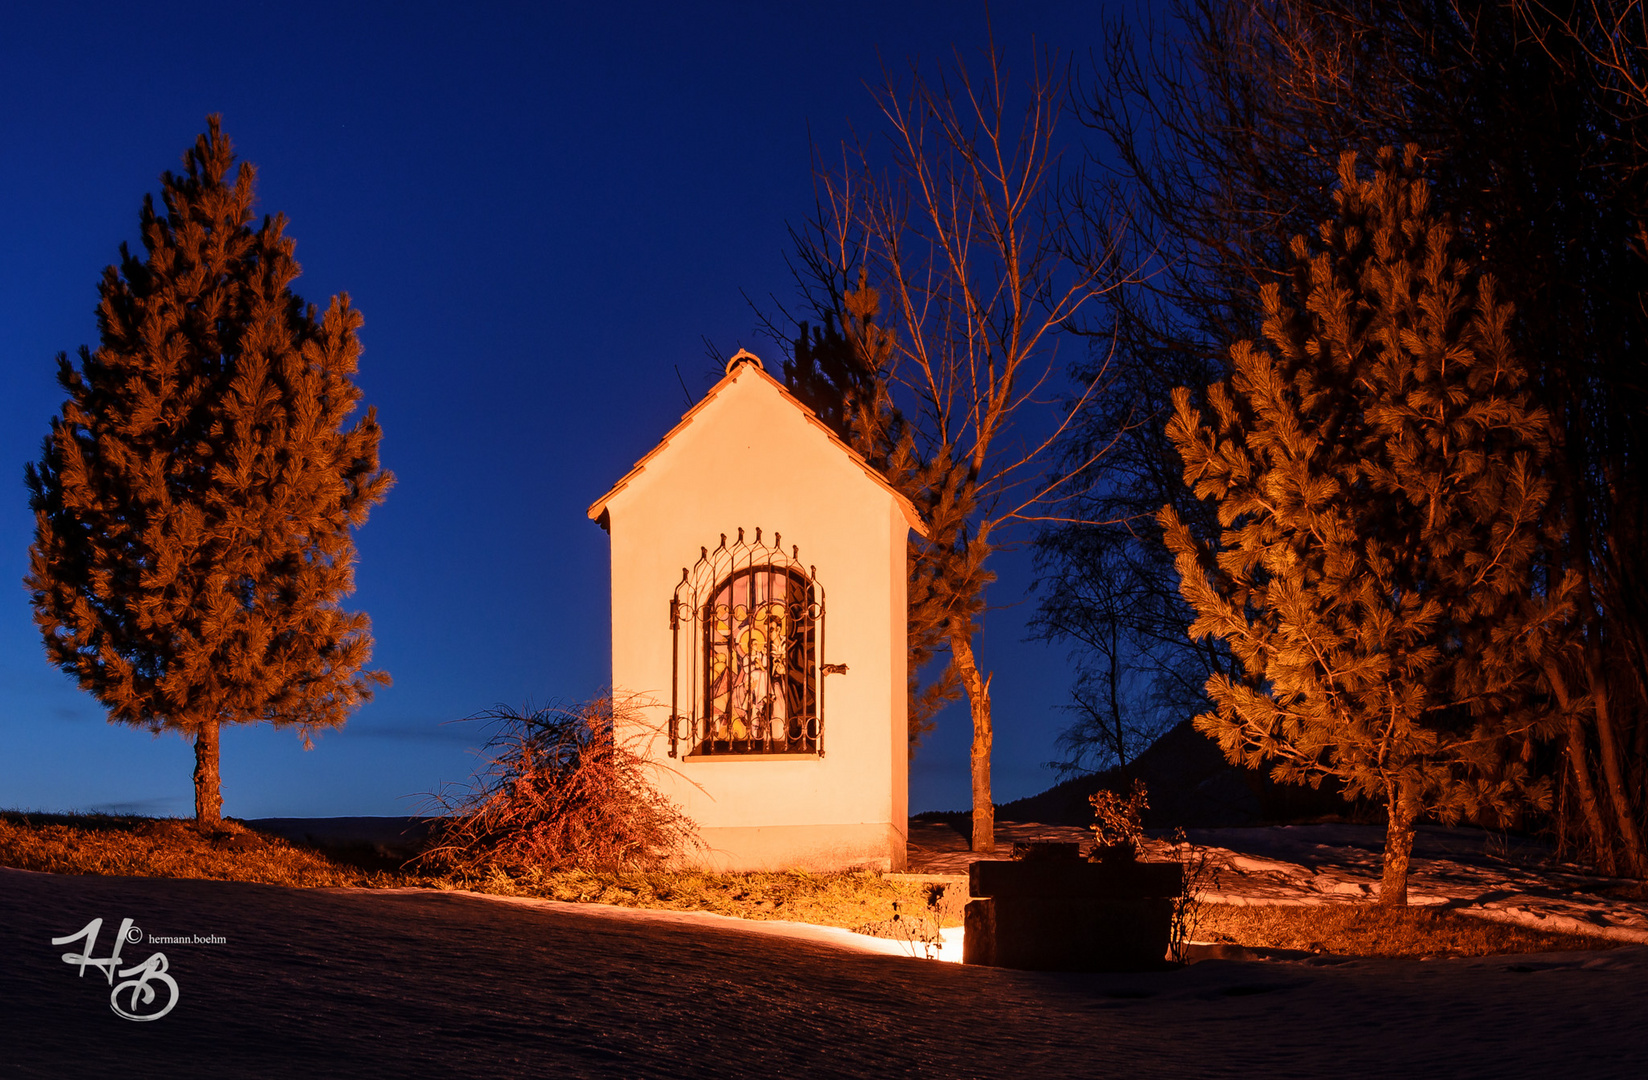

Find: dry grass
[1,812,1625,956]
[0,811,415,889]
[447,866,964,930]
[0,810,951,930]
[1197,901,1618,957]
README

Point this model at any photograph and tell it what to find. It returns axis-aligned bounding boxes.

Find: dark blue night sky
[1,1,1111,818]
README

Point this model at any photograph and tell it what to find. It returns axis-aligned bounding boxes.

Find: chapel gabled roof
[587,350,926,536]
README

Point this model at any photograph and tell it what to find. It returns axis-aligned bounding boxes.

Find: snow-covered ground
[8,854,1648,1078]
[910,819,1648,943]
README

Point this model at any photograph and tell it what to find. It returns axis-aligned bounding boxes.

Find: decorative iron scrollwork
[669,527,825,758]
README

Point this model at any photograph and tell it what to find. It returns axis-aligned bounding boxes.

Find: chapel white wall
[601,366,909,871]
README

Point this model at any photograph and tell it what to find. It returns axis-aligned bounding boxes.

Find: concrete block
[964,859,1181,972]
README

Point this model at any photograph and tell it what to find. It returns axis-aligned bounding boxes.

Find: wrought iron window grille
[669,527,824,759]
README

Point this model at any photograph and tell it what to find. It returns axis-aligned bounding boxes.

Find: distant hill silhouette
[924,720,1366,830]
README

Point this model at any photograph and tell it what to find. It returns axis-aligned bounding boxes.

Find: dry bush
[1090,778,1149,856]
[851,885,961,958]
[418,698,699,875]
[1165,828,1220,964]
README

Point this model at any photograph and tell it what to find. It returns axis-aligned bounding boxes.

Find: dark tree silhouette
[784,284,962,754]
[1039,0,1648,874]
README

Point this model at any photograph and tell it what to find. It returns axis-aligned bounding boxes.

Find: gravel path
[6,865,1648,1078]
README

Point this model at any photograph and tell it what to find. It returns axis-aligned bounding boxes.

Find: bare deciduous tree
[794,42,1132,852]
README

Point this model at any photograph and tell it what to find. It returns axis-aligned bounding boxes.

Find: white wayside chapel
[588,350,924,871]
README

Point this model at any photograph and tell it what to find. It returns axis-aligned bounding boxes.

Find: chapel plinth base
[680,822,907,873]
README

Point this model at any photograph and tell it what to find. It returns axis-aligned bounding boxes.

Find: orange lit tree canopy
[1160,146,1572,906]
[24,117,393,826]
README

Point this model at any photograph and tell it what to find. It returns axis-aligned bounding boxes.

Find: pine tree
[784,281,966,751]
[1159,147,1570,904]
[1038,0,1648,877]
[25,117,393,829]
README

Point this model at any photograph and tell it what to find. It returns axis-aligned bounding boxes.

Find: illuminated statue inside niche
[704,564,816,751]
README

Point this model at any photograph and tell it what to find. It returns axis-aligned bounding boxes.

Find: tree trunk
[1565,713,1617,875]
[1107,619,1127,768]
[951,631,994,854]
[193,719,223,830]
[1379,780,1419,907]
[1543,659,1615,873]
[1586,652,1648,877]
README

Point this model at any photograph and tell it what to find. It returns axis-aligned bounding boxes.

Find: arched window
[670,528,823,757]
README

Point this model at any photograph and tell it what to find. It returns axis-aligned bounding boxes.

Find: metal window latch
[822,663,848,676]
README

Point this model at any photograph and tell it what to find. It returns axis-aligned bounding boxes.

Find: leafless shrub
[417,698,699,875]
[1165,827,1220,964]
[852,897,944,960]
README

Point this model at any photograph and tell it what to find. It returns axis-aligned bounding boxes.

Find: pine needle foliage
[785,281,970,751]
[1160,147,1571,905]
[24,117,392,828]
